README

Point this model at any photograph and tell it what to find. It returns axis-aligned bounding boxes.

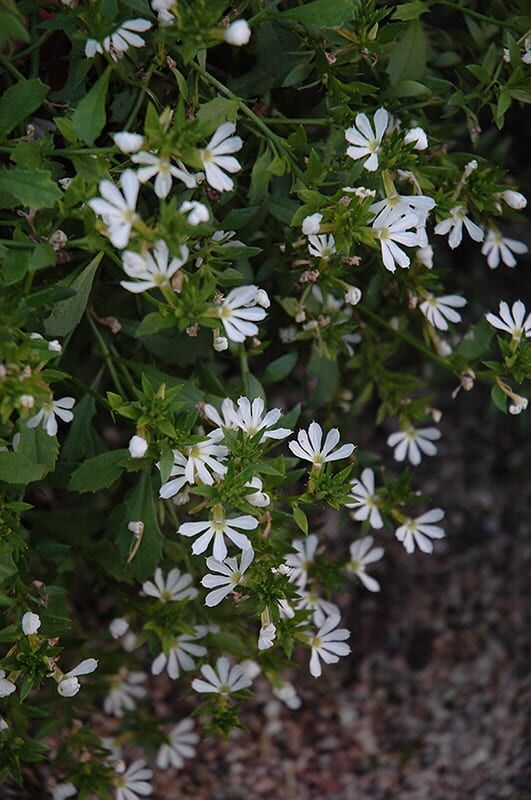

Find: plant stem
[87,313,127,397]
[239,347,251,395]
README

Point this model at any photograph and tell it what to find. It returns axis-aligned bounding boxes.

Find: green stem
[0,53,25,82]
[87,314,127,397]
[239,347,251,395]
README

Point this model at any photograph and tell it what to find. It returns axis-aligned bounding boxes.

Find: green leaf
[262,352,298,383]
[17,424,58,475]
[387,22,427,85]
[456,319,494,360]
[0,79,49,141]
[277,0,356,26]
[0,452,46,484]
[0,168,62,209]
[197,97,239,135]
[73,66,112,145]
[385,79,430,98]
[491,385,507,414]
[307,349,340,406]
[68,449,128,493]
[393,1,428,20]
[115,471,164,581]
[44,252,103,337]
[293,505,309,534]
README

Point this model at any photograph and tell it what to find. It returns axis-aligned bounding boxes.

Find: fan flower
[27,396,75,437]
[216,285,268,343]
[373,212,419,272]
[434,206,484,249]
[273,681,301,710]
[308,614,351,678]
[0,670,16,697]
[395,509,445,554]
[245,476,270,507]
[284,534,319,588]
[142,567,198,603]
[21,612,41,635]
[481,229,528,268]
[258,622,276,651]
[345,108,389,172]
[387,426,441,466]
[178,507,258,561]
[180,200,209,226]
[200,122,243,192]
[113,131,144,153]
[485,300,531,343]
[104,670,147,717]
[85,19,152,60]
[57,658,98,697]
[121,240,188,293]
[404,126,428,150]
[346,468,383,529]
[192,656,252,695]
[88,170,139,249]
[151,630,207,680]
[347,536,384,592]
[419,294,467,331]
[156,719,199,770]
[307,234,336,260]
[302,213,323,235]
[288,422,355,468]
[131,151,198,198]
[217,396,292,441]
[296,589,339,627]
[158,431,228,500]
[114,759,153,800]
[201,549,254,607]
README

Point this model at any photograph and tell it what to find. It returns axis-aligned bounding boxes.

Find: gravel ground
[151,401,531,800]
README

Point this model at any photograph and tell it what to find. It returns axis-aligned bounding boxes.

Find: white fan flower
[395,509,445,554]
[284,534,319,588]
[21,612,41,635]
[345,108,389,171]
[481,229,528,268]
[346,468,383,529]
[200,122,243,192]
[272,681,301,710]
[57,658,98,697]
[103,670,147,717]
[347,536,384,592]
[308,614,351,678]
[485,300,531,343]
[178,508,258,561]
[216,285,268,343]
[245,476,270,507]
[296,589,339,627]
[404,126,428,150]
[224,19,251,46]
[113,132,144,153]
[302,213,323,235]
[373,212,419,272]
[224,396,292,441]
[27,396,75,437]
[192,656,252,695]
[121,240,188,293]
[109,618,129,639]
[180,200,209,226]
[419,294,467,331]
[156,719,199,770]
[369,193,435,228]
[201,549,254,607]
[114,759,153,800]
[434,206,484,249]
[132,151,198,198]
[258,622,276,651]
[387,426,441,466]
[151,629,207,680]
[158,430,228,499]
[142,567,198,603]
[307,234,336,259]
[85,19,152,61]
[288,422,355,468]
[88,170,139,249]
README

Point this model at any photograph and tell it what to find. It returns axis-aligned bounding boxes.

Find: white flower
[346,468,383,529]
[404,126,428,150]
[213,335,229,352]
[201,549,254,607]
[509,396,528,415]
[121,240,188,293]
[343,186,376,199]
[501,189,527,210]
[85,19,152,61]
[51,783,76,800]
[128,435,148,458]
[113,132,144,153]
[152,629,207,679]
[434,206,484,249]
[57,658,98,697]
[245,476,270,507]
[347,536,384,592]
[21,612,41,635]
[19,394,35,409]
[258,622,276,651]
[395,509,445,554]
[192,656,252,695]
[240,659,261,680]
[142,567,198,603]
[302,213,323,235]
[485,300,531,343]
[0,670,16,697]
[109,618,129,639]
[272,681,301,709]
[387,426,441,466]
[308,614,351,678]
[178,508,258,561]
[200,122,243,192]
[417,244,433,268]
[27,396,75,437]
[345,108,389,171]
[217,285,268,343]
[296,589,339,627]
[88,170,139,249]
[344,285,362,306]
[284,534,319,588]
[289,421,355,468]
[114,759,153,800]
[169,430,228,496]
[419,294,467,331]
[481,229,528,268]
[370,193,435,231]
[373,212,419,272]
[156,719,199,770]
[104,670,147,717]
[219,396,292,441]
[180,200,210,226]
[224,19,251,46]
[131,151,197,198]
[307,234,336,259]
[151,0,175,25]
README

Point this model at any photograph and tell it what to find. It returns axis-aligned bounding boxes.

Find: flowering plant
[0,0,530,795]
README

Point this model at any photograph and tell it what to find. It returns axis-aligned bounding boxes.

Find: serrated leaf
[0,168,62,209]
[0,79,49,140]
[114,471,164,581]
[44,252,103,337]
[0,452,46,484]
[68,449,128,493]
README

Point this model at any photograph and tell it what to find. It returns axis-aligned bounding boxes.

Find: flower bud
[57,676,80,697]
[112,132,144,153]
[256,289,270,308]
[213,335,229,352]
[180,200,209,226]
[20,394,35,409]
[501,189,527,210]
[22,611,41,635]
[128,435,148,458]
[404,126,428,150]
[344,286,362,306]
[224,19,251,46]
[509,396,528,415]
[302,213,323,235]
[109,617,129,639]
